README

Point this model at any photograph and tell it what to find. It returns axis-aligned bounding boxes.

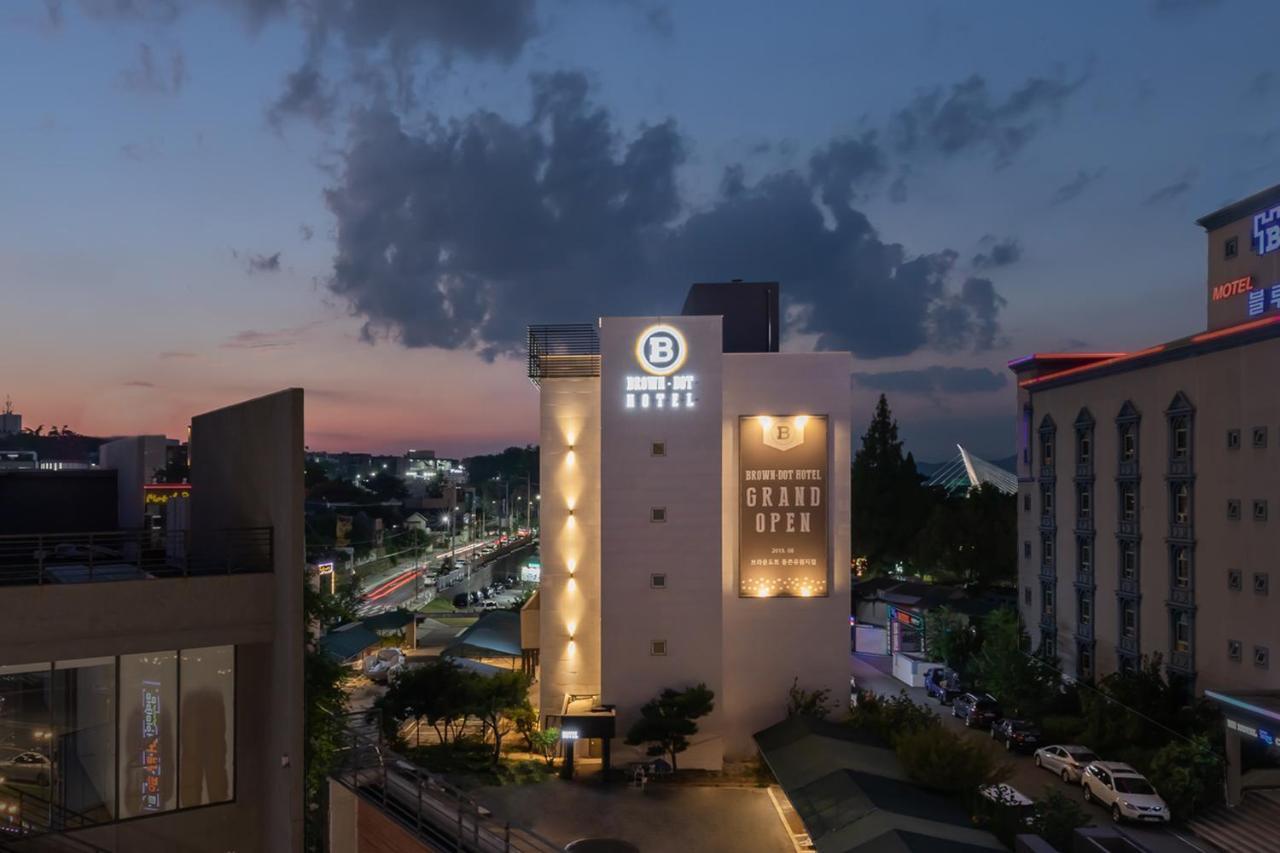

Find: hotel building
[1011,184,1280,698]
[0,390,304,851]
[527,283,851,770]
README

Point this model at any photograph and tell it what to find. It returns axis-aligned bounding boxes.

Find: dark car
[924,667,965,705]
[452,593,469,608]
[990,718,1041,752]
[952,693,1002,729]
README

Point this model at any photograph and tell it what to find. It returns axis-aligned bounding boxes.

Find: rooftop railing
[0,527,273,587]
[527,324,600,385]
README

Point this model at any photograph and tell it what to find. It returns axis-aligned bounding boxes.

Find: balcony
[0,528,273,587]
[527,324,600,385]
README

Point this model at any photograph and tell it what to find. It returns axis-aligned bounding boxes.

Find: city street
[358,539,536,614]
[849,653,1216,853]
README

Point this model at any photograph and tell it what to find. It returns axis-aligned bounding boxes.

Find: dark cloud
[972,236,1022,270]
[80,0,182,24]
[892,72,1085,167]
[245,251,282,274]
[852,366,1008,395]
[267,63,336,129]
[118,42,185,95]
[221,321,321,349]
[1143,170,1195,205]
[1050,167,1106,205]
[122,380,156,388]
[300,224,315,241]
[1152,0,1221,14]
[324,72,1008,361]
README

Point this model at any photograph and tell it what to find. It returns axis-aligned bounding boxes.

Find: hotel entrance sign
[738,415,829,598]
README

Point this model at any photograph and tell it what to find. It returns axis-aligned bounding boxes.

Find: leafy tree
[625,683,715,771]
[464,445,539,487]
[1031,788,1090,850]
[923,606,983,683]
[1079,655,1197,756]
[529,728,560,768]
[305,459,331,489]
[1146,735,1223,822]
[916,484,1017,586]
[374,659,474,746]
[368,470,409,501]
[972,608,1059,719]
[303,580,349,853]
[894,724,1012,794]
[851,395,930,574]
[309,479,370,504]
[470,671,533,766]
[786,677,834,718]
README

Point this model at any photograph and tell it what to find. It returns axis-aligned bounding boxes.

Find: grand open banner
[738,414,829,597]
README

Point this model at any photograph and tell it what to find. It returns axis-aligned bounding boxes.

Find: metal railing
[332,716,564,853]
[0,527,273,586]
[0,786,112,853]
[527,325,600,384]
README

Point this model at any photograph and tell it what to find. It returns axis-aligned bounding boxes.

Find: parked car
[990,719,1041,752]
[482,600,499,610]
[0,751,51,786]
[924,667,965,705]
[469,591,481,605]
[1033,744,1099,783]
[452,593,469,608]
[952,693,1002,729]
[1080,762,1170,824]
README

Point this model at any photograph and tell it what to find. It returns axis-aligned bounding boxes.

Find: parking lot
[849,654,1212,853]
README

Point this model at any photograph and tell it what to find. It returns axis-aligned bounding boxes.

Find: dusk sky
[4,0,1276,461]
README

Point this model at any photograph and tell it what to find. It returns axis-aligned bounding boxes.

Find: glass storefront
[0,647,233,834]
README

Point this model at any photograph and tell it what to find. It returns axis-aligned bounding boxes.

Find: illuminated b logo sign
[636,325,687,376]
[762,417,806,451]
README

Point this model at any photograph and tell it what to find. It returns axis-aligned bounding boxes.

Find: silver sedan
[1033,744,1099,784]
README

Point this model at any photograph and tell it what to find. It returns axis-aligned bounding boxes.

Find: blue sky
[2,0,1276,460]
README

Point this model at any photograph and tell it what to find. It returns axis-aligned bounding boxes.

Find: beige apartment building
[526,284,851,771]
[1011,184,1280,696]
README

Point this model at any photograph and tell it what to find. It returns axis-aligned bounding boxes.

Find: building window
[1254,499,1268,521]
[1121,599,1137,638]
[650,573,666,589]
[1078,645,1093,679]
[1024,494,1031,512]
[650,506,666,523]
[1120,540,1137,581]
[1078,485,1091,520]
[179,646,235,808]
[1225,236,1239,259]
[1173,611,1191,654]
[1041,535,1054,566]
[650,640,667,656]
[1041,633,1056,659]
[1024,541,1031,559]
[1042,584,1055,617]
[1120,483,1137,522]
[1120,424,1138,463]
[1170,416,1190,461]
[1078,590,1092,625]
[1228,640,1242,662]
[1042,484,1055,515]
[119,651,179,817]
[1227,499,1241,520]
[1078,538,1093,574]
[651,441,666,457]
[1041,433,1055,469]
[1024,586,1032,606]
[1254,572,1269,595]
[1172,547,1191,589]
[1077,429,1092,466]
[1228,568,1243,591]
[1172,482,1191,525]
[1253,427,1268,449]
[1255,646,1270,669]
[1227,429,1241,450]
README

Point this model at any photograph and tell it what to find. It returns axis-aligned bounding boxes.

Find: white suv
[1080,761,1170,823]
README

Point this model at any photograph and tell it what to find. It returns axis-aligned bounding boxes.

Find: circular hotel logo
[636,324,687,376]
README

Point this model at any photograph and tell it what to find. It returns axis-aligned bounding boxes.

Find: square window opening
[651,441,666,457]
[1227,429,1241,450]
[650,640,667,656]
[650,573,666,589]
[1253,427,1268,449]
[650,507,666,523]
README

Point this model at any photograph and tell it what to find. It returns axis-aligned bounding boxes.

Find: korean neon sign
[141,680,162,811]
[1227,717,1276,747]
[1253,205,1280,256]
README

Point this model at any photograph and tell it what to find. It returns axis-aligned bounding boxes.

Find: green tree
[303,581,349,853]
[1079,655,1192,756]
[1031,788,1090,850]
[894,724,1011,795]
[368,470,408,501]
[625,683,715,771]
[847,690,938,745]
[374,659,474,746]
[972,608,1059,719]
[529,728,560,768]
[1146,735,1223,822]
[923,606,982,682]
[786,677,834,718]
[916,484,1017,586]
[852,395,930,574]
[470,670,534,766]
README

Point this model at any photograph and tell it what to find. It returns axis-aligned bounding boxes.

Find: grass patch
[420,597,459,613]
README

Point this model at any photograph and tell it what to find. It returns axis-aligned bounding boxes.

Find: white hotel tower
[526,283,851,772]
